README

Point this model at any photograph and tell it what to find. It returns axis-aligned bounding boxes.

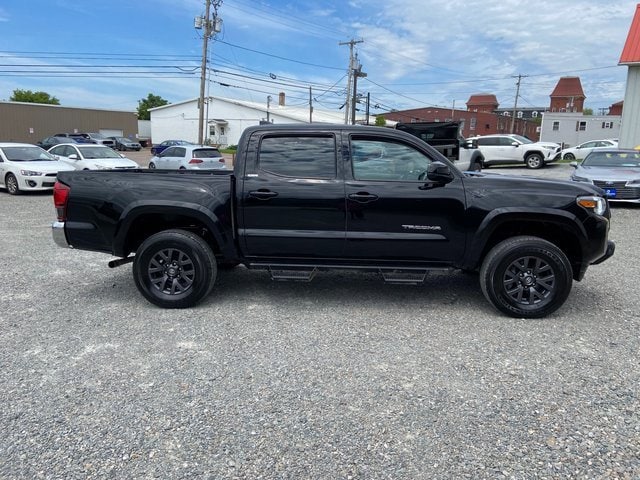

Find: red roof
[550,77,585,98]
[466,94,498,106]
[620,4,640,64]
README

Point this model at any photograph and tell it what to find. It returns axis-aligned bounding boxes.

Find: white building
[539,112,621,148]
[149,94,350,147]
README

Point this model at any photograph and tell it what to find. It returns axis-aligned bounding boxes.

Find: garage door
[99,129,123,137]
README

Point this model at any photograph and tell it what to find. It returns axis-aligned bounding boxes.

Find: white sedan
[49,143,139,170]
[559,139,618,160]
[0,143,74,195]
[149,145,227,170]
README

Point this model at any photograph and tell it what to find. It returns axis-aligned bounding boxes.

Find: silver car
[148,145,227,170]
[570,149,640,203]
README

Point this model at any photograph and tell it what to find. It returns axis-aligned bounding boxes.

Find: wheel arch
[113,201,235,259]
[463,208,588,279]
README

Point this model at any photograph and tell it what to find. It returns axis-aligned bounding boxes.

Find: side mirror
[120,153,126,158]
[426,161,454,183]
[462,138,477,149]
[68,154,79,160]
[511,142,519,147]
[569,161,578,168]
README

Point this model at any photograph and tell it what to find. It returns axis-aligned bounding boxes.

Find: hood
[15,160,75,173]
[577,166,640,181]
[91,158,138,168]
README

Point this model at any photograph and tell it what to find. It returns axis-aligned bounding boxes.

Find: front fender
[463,207,588,268]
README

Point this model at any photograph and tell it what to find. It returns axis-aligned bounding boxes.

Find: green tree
[583,108,593,116]
[137,93,169,120]
[375,115,386,126]
[10,89,60,105]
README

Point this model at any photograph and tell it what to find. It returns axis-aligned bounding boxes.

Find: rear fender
[113,201,234,258]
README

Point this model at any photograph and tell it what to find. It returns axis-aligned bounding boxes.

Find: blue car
[150,140,193,156]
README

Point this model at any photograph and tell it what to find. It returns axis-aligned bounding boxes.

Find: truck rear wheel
[479,236,573,318]
[133,229,217,308]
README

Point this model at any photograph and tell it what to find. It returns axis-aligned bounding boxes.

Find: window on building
[601,122,613,129]
[552,121,560,131]
[532,111,538,118]
[258,135,336,179]
[470,117,477,131]
[576,121,587,132]
[503,111,510,117]
[517,111,523,119]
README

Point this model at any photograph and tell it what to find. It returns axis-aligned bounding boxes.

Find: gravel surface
[1,163,639,479]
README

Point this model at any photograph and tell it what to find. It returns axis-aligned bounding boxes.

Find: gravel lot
[1,163,639,479]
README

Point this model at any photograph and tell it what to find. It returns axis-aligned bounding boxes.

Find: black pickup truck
[52,124,614,318]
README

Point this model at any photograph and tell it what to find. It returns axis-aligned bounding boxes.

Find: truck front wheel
[133,229,217,308]
[479,236,573,318]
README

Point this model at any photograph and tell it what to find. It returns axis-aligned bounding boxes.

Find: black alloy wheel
[563,153,575,161]
[480,236,573,318]
[133,229,217,308]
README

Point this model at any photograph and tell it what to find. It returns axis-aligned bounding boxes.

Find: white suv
[469,134,560,169]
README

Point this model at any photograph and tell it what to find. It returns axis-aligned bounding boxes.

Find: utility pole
[510,74,527,134]
[351,57,366,125]
[339,39,363,125]
[266,95,272,123]
[196,0,223,145]
[309,86,313,123]
[365,92,370,125]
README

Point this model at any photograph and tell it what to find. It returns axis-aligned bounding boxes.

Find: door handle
[348,192,379,203]
[248,189,279,200]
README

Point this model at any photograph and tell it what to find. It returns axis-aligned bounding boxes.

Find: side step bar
[263,265,445,285]
[268,267,317,282]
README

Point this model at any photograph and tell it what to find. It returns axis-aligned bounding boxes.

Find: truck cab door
[239,132,346,259]
[344,134,466,264]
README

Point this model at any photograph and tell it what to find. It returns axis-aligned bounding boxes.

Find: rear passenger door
[239,132,346,258]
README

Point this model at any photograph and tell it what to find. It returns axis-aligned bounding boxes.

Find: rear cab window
[257,135,337,179]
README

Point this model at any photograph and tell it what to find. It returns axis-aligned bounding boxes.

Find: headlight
[577,196,607,216]
[571,175,590,182]
[628,179,640,185]
[20,170,43,176]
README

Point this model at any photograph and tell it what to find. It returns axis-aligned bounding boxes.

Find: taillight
[188,158,203,164]
[53,181,70,221]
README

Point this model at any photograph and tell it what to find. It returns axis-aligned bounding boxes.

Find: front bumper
[591,240,615,265]
[52,221,71,248]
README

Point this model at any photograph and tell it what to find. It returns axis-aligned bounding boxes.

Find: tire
[133,229,217,308]
[5,173,20,195]
[525,153,544,169]
[148,162,156,169]
[563,153,575,161]
[479,236,573,318]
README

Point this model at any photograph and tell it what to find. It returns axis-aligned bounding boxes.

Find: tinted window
[161,147,176,157]
[258,135,336,179]
[351,137,433,181]
[193,148,222,158]
[477,137,500,146]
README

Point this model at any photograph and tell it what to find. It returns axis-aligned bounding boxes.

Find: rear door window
[258,135,336,179]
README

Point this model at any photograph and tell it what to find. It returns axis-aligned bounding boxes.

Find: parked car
[54,133,95,144]
[48,144,139,170]
[37,136,80,150]
[0,143,74,195]
[559,139,618,160]
[64,133,115,148]
[149,145,227,170]
[468,134,561,169]
[570,149,640,203]
[108,136,142,151]
[150,140,193,156]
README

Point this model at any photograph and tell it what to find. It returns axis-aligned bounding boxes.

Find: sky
[0,0,637,116]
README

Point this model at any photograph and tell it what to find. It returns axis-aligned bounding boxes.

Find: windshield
[510,134,533,144]
[583,152,640,167]
[89,133,107,139]
[1,146,57,161]
[78,146,121,159]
